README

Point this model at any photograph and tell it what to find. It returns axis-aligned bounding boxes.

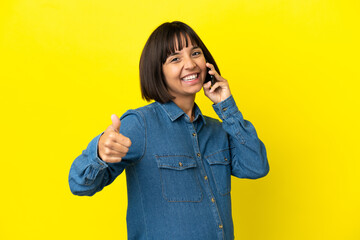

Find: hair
[139,21,220,103]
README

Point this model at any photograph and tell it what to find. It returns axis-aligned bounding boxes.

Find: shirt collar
[157,101,206,124]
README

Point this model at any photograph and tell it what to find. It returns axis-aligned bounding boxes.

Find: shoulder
[120,102,159,127]
[124,102,159,115]
[123,101,166,123]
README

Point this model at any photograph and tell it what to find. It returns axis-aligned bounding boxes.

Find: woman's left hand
[203,62,232,104]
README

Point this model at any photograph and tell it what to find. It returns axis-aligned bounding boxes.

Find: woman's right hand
[98,114,132,163]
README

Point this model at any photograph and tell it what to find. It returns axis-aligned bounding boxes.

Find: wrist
[212,95,238,120]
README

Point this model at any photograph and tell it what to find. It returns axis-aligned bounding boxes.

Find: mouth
[181,73,199,82]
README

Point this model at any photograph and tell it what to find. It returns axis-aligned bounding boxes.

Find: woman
[69,21,269,240]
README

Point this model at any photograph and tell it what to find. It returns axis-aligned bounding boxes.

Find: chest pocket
[205,149,231,196]
[155,155,203,202]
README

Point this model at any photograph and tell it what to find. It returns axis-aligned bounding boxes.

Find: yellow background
[1,0,359,239]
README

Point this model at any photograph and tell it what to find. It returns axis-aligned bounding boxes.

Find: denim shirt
[69,95,269,240]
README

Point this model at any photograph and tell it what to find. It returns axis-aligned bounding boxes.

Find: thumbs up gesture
[98,114,132,163]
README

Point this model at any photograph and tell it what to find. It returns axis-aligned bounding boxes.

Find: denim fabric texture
[69,95,269,240]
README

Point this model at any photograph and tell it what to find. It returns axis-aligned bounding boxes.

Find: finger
[106,141,130,155]
[206,62,214,69]
[114,134,132,148]
[209,81,225,93]
[103,144,129,156]
[206,63,223,82]
[206,62,217,75]
[102,156,123,163]
[105,128,132,148]
[203,81,212,91]
[111,114,121,132]
[102,133,130,149]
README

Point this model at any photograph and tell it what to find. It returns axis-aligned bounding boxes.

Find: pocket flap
[155,155,197,170]
[205,149,231,165]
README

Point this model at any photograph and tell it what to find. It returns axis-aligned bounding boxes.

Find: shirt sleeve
[213,95,269,179]
[68,110,146,196]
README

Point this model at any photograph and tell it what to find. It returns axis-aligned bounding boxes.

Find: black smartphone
[204,67,216,86]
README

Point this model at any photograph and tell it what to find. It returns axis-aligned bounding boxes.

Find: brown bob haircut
[139,21,220,103]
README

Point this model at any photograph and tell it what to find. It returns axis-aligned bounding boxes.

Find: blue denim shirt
[69,95,269,240]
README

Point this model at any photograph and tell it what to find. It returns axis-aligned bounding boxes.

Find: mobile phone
[204,67,216,86]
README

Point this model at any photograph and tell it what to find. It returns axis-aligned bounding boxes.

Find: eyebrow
[168,46,200,57]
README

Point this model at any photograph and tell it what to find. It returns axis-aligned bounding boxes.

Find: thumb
[110,114,121,132]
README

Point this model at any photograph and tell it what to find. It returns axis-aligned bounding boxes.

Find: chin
[190,85,203,95]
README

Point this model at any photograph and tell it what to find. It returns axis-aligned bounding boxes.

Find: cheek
[163,66,173,79]
[197,58,207,72]
[163,67,181,86]
[201,63,207,73]
[170,68,180,77]
[164,65,179,76]
[199,62,207,77]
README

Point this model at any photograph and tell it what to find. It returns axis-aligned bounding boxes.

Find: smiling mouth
[182,73,199,82]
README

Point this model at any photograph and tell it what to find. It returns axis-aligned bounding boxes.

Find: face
[162,37,207,101]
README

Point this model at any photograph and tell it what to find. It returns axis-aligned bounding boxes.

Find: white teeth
[182,74,198,81]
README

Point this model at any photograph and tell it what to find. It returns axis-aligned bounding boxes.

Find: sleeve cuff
[212,95,240,120]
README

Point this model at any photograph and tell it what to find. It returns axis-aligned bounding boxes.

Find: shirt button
[197,153,201,157]
[204,175,208,180]
[219,224,223,229]
[224,157,228,161]
[222,107,227,112]
[192,132,196,136]
[211,198,215,203]
[179,162,183,167]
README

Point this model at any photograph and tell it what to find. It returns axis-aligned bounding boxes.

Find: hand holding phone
[203,62,231,104]
[204,67,216,87]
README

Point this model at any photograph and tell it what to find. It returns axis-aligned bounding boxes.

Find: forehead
[161,32,200,63]
[167,33,198,53]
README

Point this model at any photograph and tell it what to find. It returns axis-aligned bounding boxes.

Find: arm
[203,62,269,179]
[68,110,146,196]
[213,95,269,179]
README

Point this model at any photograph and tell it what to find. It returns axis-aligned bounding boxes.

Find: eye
[170,57,179,63]
[192,51,202,56]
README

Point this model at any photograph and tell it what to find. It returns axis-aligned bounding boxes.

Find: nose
[184,56,196,69]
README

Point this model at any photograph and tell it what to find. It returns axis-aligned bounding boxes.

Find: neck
[172,95,196,122]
